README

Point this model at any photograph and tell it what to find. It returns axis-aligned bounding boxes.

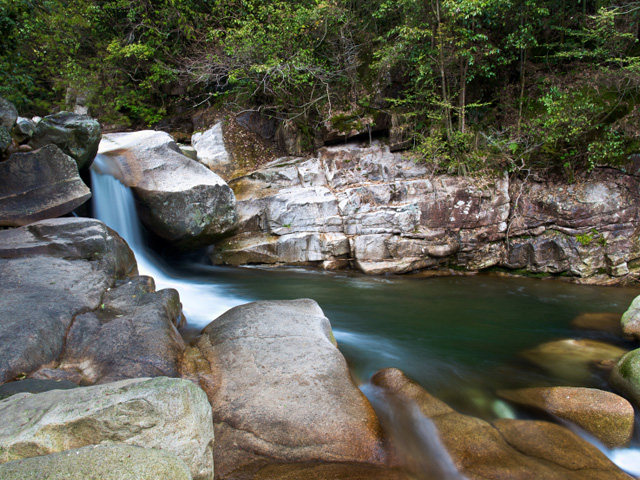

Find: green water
[165,260,639,417]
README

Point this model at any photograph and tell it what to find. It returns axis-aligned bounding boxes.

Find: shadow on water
[91,153,640,475]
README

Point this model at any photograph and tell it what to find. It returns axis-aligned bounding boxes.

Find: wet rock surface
[498,386,634,448]
[185,299,387,478]
[371,368,632,480]
[99,130,237,250]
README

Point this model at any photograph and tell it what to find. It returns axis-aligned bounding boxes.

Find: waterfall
[90,154,246,328]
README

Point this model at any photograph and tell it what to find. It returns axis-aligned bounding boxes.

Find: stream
[91,153,640,477]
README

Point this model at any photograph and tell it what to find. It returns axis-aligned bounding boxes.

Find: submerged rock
[571,311,624,336]
[498,386,634,448]
[0,144,91,226]
[29,111,101,170]
[0,377,214,480]
[186,299,387,478]
[371,368,631,480]
[0,444,193,480]
[99,130,237,250]
[520,338,627,384]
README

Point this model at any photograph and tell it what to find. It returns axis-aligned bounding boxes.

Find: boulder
[55,276,186,385]
[498,386,634,448]
[29,112,101,170]
[192,123,234,178]
[0,126,11,152]
[0,444,192,480]
[621,295,640,340]
[610,348,640,408]
[0,218,136,384]
[244,462,410,480]
[0,377,214,480]
[572,312,623,336]
[0,144,91,226]
[0,96,18,129]
[371,368,631,480]
[12,117,36,144]
[99,130,238,250]
[520,338,627,384]
[186,299,387,478]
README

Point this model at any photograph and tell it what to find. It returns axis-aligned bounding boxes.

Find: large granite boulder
[0,144,91,226]
[0,377,214,480]
[29,112,101,170]
[185,299,387,478]
[54,276,186,385]
[520,338,627,383]
[99,130,238,250]
[0,218,136,384]
[192,123,234,178]
[498,386,634,448]
[0,444,192,480]
[0,96,18,129]
[371,368,631,480]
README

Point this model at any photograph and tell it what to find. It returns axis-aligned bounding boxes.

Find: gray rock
[12,117,36,143]
[610,348,640,408]
[29,112,101,170]
[0,96,18,129]
[0,144,91,227]
[0,126,11,152]
[0,218,137,384]
[186,299,386,478]
[0,444,192,480]
[57,276,186,385]
[192,123,233,178]
[99,130,238,250]
[0,377,214,480]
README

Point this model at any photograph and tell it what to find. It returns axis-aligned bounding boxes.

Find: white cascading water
[90,151,640,477]
[90,153,246,328]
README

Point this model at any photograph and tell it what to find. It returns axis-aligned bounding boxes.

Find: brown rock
[0,144,91,227]
[371,368,631,480]
[498,386,634,448]
[188,299,387,478]
[520,338,628,384]
[245,462,410,480]
[572,312,623,336]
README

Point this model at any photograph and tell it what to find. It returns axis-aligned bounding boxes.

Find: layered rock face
[212,141,640,283]
[98,130,238,249]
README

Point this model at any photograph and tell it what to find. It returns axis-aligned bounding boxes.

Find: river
[91,153,640,477]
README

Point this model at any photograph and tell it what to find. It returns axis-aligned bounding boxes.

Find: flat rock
[0,144,91,226]
[0,444,192,480]
[0,377,214,480]
[99,130,237,249]
[29,111,101,170]
[498,386,634,448]
[56,276,185,385]
[371,368,631,480]
[187,299,387,478]
[0,218,136,384]
[520,338,628,384]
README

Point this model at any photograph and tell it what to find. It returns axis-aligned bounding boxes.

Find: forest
[2,0,640,175]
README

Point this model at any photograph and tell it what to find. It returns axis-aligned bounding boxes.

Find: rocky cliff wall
[211,141,640,284]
